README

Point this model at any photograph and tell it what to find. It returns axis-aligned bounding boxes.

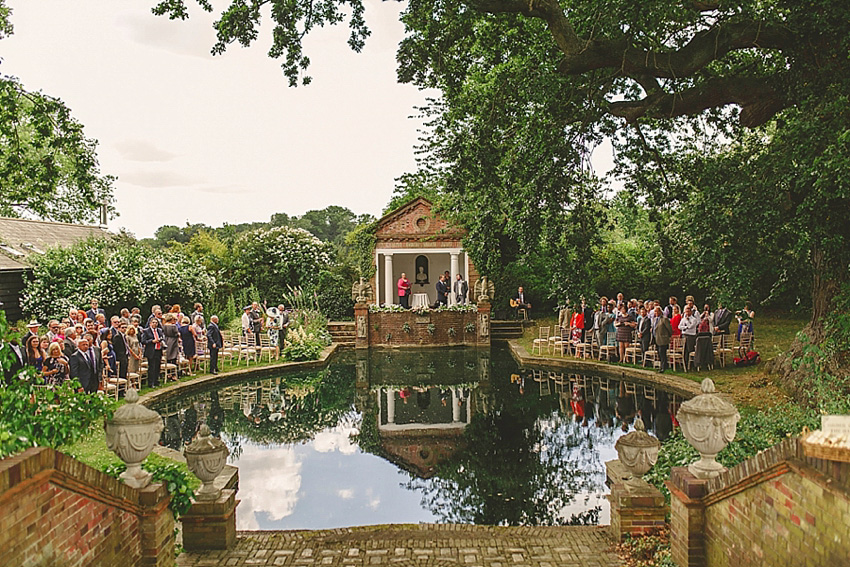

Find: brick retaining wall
[0,447,174,567]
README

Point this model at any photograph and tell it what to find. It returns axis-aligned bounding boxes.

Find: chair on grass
[552,327,571,357]
[162,353,178,382]
[624,331,642,364]
[531,327,551,355]
[642,345,660,369]
[237,333,256,366]
[195,338,210,373]
[259,334,277,363]
[102,363,127,400]
[598,331,617,361]
[712,334,733,368]
[668,336,685,372]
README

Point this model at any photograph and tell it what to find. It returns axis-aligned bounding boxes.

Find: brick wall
[0,447,174,567]
[356,306,490,348]
[670,437,850,567]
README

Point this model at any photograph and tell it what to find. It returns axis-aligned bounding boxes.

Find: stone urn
[104,389,164,489]
[184,424,230,501]
[677,378,740,479]
[614,418,661,488]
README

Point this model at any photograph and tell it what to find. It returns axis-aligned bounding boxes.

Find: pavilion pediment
[375,197,464,244]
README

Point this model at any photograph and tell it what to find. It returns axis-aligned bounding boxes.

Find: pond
[149,346,683,530]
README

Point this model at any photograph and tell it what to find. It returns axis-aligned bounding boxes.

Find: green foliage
[402,322,412,334]
[230,226,332,302]
[20,236,217,320]
[465,322,475,334]
[103,459,195,517]
[617,528,675,567]
[644,403,819,499]
[314,270,354,321]
[344,220,377,278]
[427,323,436,335]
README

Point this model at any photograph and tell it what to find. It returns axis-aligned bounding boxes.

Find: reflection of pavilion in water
[358,348,491,479]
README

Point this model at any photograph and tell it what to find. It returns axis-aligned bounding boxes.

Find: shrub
[103,459,195,518]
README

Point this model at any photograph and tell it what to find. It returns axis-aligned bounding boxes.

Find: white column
[449,252,460,306]
[466,393,472,423]
[452,389,461,422]
[386,388,396,424]
[374,251,380,304]
[384,253,394,306]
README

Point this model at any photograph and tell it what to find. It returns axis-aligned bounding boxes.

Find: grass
[517,310,808,410]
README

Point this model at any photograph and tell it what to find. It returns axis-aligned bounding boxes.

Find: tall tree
[0,2,116,224]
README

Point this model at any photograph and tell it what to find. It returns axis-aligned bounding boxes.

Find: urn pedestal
[676,378,740,479]
[104,389,164,489]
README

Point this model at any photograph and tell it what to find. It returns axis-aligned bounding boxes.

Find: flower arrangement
[369,304,407,313]
[427,323,436,335]
[448,327,457,337]
[465,322,476,333]
[402,322,412,334]
[412,304,430,315]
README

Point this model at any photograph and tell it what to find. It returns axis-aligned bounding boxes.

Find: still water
[150,346,682,530]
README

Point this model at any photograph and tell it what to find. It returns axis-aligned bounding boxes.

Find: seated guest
[512,286,532,317]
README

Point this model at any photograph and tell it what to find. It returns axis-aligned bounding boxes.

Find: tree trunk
[767,247,846,406]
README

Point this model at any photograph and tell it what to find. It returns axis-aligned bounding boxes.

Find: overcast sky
[3,0,431,238]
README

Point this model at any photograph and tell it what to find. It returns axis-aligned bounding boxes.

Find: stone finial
[474,276,495,303]
[105,389,164,489]
[614,417,661,488]
[677,378,740,478]
[185,424,230,501]
[351,277,374,304]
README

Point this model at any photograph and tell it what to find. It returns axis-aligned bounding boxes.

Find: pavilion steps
[328,321,356,346]
[491,320,525,340]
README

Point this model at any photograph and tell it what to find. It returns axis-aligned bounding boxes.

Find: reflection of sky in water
[229,422,438,530]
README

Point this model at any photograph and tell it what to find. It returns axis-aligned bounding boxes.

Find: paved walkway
[176,525,620,567]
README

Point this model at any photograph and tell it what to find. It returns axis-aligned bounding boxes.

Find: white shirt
[679,314,700,336]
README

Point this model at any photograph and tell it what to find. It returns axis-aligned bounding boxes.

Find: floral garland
[369,303,477,314]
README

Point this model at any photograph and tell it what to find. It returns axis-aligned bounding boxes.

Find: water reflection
[149,347,683,529]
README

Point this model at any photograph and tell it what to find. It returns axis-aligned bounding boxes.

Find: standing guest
[75,310,87,324]
[637,306,652,359]
[95,313,107,332]
[107,316,129,380]
[207,315,223,375]
[162,314,180,377]
[68,308,79,323]
[615,304,636,363]
[654,307,673,373]
[736,302,755,339]
[713,300,734,335]
[670,305,683,337]
[100,333,117,379]
[86,298,105,321]
[179,316,196,375]
[42,342,69,386]
[23,320,41,345]
[39,336,51,367]
[141,318,164,387]
[69,337,101,393]
[679,305,700,370]
[147,305,162,327]
[250,302,264,345]
[241,306,253,338]
[119,308,131,325]
[582,298,594,343]
[594,297,612,349]
[663,296,678,319]
[453,274,468,305]
[25,335,45,371]
[278,305,290,348]
[3,338,26,383]
[46,320,62,342]
[62,330,77,359]
[126,325,143,376]
[397,272,411,309]
[191,303,205,328]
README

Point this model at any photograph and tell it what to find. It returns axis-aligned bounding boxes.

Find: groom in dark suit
[69,337,102,393]
[713,301,734,334]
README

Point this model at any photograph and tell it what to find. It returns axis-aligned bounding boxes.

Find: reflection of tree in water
[405,405,604,526]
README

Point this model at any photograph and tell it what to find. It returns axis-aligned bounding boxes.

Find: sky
[2,0,432,238]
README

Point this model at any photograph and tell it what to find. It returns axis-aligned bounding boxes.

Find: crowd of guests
[3,299,227,393]
[558,294,755,373]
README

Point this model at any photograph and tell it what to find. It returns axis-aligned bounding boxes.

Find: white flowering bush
[282,325,327,361]
[21,236,217,320]
[231,226,332,301]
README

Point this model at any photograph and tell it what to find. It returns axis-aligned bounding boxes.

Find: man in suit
[435,274,449,307]
[713,300,734,335]
[62,330,77,359]
[22,320,41,345]
[85,299,105,322]
[206,315,223,375]
[108,316,130,380]
[513,286,532,314]
[581,298,595,343]
[663,296,678,319]
[69,337,101,393]
[141,318,164,387]
[2,338,26,384]
[637,306,652,357]
[594,297,613,349]
[453,274,468,305]
[654,307,673,373]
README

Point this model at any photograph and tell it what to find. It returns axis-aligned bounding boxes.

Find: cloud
[119,169,203,188]
[231,444,302,530]
[115,10,217,60]
[337,489,354,500]
[114,139,179,162]
[312,424,358,455]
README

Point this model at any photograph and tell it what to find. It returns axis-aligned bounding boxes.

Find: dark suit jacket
[582,307,595,330]
[62,338,76,360]
[436,280,449,302]
[207,323,223,350]
[638,316,652,348]
[140,326,164,359]
[713,308,734,334]
[110,329,128,359]
[655,317,674,347]
[86,307,105,321]
[3,343,25,383]
[69,348,102,393]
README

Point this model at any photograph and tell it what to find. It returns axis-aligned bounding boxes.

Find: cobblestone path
[176,524,620,567]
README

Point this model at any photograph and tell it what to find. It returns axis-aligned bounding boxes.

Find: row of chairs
[532,325,754,372]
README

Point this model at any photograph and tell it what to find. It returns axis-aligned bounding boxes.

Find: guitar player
[511,286,532,319]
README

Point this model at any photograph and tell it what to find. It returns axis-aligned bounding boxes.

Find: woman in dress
[126,324,143,375]
[161,314,180,378]
[42,342,69,386]
[615,304,636,363]
[101,333,117,378]
[670,304,683,337]
[25,335,45,372]
[736,301,755,340]
[178,316,196,376]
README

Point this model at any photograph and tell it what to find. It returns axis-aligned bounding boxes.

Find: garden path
[175,524,619,567]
